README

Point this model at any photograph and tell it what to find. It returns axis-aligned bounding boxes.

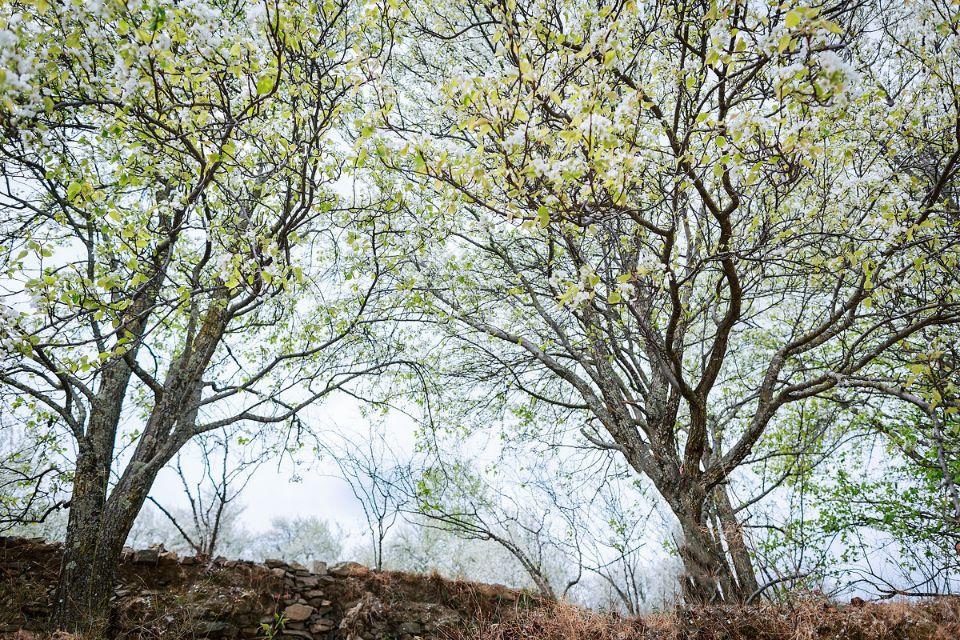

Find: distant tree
[413,461,569,599]
[734,397,855,600]
[146,430,261,559]
[407,433,596,601]
[318,426,407,570]
[810,329,960,596]
[0,417,68,533]
[405,427,676,609]
[856,330,960,549]
[251,515,345,565]
[386,515,566,589]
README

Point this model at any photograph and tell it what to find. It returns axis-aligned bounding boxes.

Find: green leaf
[413,151,426,172]
[536,205,550,227]
[67,181,83,201]
[256,75,275,95]
[821,19,844,34]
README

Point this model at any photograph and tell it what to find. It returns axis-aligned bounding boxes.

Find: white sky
[147,392,418,536]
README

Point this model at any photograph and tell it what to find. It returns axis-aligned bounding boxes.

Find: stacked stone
[1,537,533,640]
[261,559,337,639]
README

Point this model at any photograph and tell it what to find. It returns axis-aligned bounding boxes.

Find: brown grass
[443,596,960,640]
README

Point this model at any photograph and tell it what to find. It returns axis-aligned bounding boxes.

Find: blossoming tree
[372,0,960,601]
[0,0,400,629]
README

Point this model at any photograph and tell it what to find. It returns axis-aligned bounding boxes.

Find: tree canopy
[0,0,958,627]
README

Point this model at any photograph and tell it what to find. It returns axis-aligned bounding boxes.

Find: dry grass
[444,596,960,640]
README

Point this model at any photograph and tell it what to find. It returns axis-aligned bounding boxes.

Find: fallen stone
[312,560,328,575]
[265,558,288,569]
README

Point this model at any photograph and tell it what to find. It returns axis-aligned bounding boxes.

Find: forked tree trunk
[52,443,167,630]
[52,295,228,631]
[52,512,132,633]
[712,485,760,598]
[671,487,756,604]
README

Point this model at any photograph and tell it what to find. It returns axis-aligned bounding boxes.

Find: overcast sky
[147,391,419,538]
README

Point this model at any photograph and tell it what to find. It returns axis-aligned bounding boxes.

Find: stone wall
[0,537,538,639]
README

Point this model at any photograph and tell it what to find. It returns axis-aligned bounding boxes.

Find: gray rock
[283,603,315,622]
[196,620,235,636]
[307,598,332,608]
[297,575,320,588]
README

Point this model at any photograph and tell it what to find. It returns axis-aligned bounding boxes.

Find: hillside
[2,537,958,640]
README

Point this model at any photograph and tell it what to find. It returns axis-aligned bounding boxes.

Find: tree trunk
[52,519,130,633]
[677,514,737,603]
[52,443,167,630]
[52,448,114,632]
[712,485,760,598]
[671,488,754,604]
